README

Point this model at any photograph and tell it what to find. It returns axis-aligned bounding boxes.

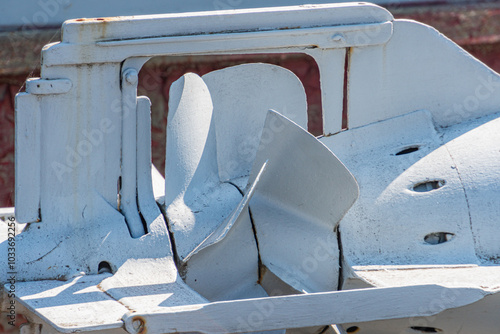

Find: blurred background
[0,0,500,210]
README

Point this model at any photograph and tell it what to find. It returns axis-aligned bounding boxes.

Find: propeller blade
[164,73,219,206]
[248,110,359,292]
[203,63,308,187]
[184,161,267,262]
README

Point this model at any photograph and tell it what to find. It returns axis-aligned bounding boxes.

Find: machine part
[1,2,500,334]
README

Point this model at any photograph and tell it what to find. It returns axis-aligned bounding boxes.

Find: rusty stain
[132,316,147,334]
[70,16,127,23]
[96,282,136,312]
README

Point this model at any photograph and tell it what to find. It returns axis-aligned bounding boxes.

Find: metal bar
[123,285,487,334]
[42,22,393,66]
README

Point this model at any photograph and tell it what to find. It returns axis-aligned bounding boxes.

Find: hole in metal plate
[394,145,420,156]
[410,326,443,333]
[98,261,113,274]
[424,232,454,245]
[412,180,445,192]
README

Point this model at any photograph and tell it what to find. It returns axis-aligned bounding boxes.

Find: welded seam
[224,181,264,282]
[444,145,478,257]
[157,201,186,278]
[26,241,62,264]
[97,282,136,312]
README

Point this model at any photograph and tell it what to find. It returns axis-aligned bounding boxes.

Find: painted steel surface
[0,3,499,334]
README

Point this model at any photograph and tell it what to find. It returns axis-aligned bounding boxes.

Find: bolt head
[124,69,139,85]
[132,318,144,333]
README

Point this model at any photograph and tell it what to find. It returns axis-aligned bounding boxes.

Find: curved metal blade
[248,110,359,293]
[164,73,218,207]
[203,63,308,186]
[184,161,268,262]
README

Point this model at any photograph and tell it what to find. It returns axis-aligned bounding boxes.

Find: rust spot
[132,316,147,334]
[71,16,125,23]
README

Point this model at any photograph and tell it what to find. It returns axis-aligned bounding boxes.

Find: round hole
[410,326,443,333]
[76,18,84,21]
[98,261,113,274]
[412,180,445,192]
[394,145,420,156]
[346,326,360,333]
[96,18,105,21]
[424,232,454,245]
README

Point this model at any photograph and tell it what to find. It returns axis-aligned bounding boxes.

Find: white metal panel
[100,258,207,312]
[348,19,500,129]
[442,112,500,263]
[15,93,41,223]
[306,48,346,135]
[38,64,123,225]
[13,274,127,333]
[322,110,477,267]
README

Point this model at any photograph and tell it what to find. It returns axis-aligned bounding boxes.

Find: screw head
[124,69,139,85]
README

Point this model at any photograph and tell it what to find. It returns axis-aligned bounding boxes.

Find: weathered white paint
[122,285,488,334]
[136,96,164,233]
[249,111,358,293]
[164,72,263,302]
[3,3,500,334]
[15,93,41,223]
[442,114,500,263]
[306,48,346,135]
[25,78,72,95]
[322,110,478,267]
[202,63,308,185]
[347,20,500,129]
[60,4,392,44]
[11,274,128,333]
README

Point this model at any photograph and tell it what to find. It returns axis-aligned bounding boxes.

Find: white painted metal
[11,274,128,333]
[15,93,41,223]
[0,207,15,221]
[322,110,478,267]
[442,114,500,262]
[184,162,267,261]
[122,285,489,334]
[164,71,265,302]
[249,111,358,293]
[347,19,500,129]
[306,49,346,135]
[202,63,308,184]
[2,2,500,334]
[25,78,72,95]
[58,4,392,44]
